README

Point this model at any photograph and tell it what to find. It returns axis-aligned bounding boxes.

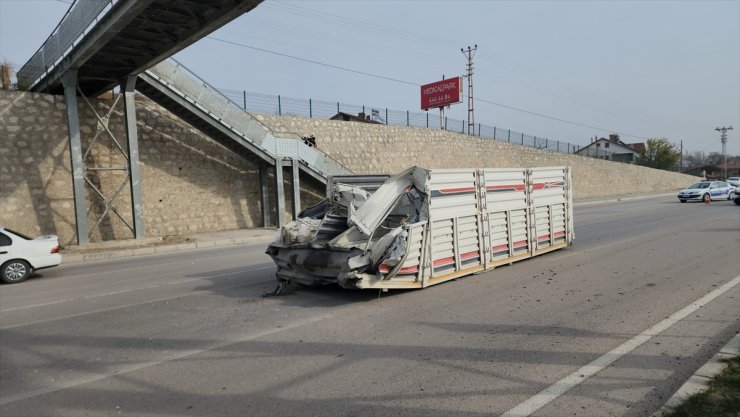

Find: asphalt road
[1,197,738,417]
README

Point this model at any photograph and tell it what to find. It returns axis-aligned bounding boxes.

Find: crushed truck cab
[267,166,574,290]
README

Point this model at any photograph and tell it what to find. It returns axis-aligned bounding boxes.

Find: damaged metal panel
[326,175,390,198]
[266,166,574,291]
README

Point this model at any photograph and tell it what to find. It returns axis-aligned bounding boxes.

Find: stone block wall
[256,114,698,198]
[1,89,698,246]
[0,90,323,245]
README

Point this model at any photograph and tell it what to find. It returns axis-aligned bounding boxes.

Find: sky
[1,0,738,155]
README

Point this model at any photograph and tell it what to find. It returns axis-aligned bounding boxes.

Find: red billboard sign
[420,77,462,110]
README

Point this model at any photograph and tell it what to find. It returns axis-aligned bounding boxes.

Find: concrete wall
[1,89,698,245]
[255,114,698,198]
[0,90,323,245]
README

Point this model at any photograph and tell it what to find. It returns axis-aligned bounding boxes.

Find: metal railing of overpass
[142,59,350,181]
[16,0,110,90]
[138,58,352,228]
[17,0,264,95]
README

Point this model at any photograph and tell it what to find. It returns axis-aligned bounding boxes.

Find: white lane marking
[0,265,274,313]
[501,274,740,417]
[0,313,334,406]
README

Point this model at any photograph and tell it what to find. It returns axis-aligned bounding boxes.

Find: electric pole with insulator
[461,45,477,135]
[715,126,733,179]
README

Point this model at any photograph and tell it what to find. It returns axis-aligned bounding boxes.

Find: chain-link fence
[218,88,638,162]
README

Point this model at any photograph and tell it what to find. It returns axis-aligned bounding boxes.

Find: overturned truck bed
[267,166,574,290]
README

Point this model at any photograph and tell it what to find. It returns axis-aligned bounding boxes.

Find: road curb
[61,236,275,265]
[59,192,679,265]
[573,192,676,207]
[651,333,740,416]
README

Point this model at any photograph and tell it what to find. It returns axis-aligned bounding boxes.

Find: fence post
[278,95,281,116]
[534,136,537,148]
[337,102,340,113]
[445,117,448,130]
[426,112,429,128]
[407,110,409,126]
[242,90,246,110]
[386,108,389,125]
[309,98,312,118]
[556,141,559,152]
[494,126,497,139]
[462,119,465,133]
[545,138,548,150]
[479,123,481,136]
[507,130,511,143]
[521,133,524,145]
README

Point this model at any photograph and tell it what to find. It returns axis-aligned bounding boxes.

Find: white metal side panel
[431,219,455,261]
[482,168,528,211]
[565,167,575,244]
[425,170,484,278]
[456,215,481,264]
[533,205,553,248]
[380,223,426,283]
[428,169,479,220]
[529,167,570,250]
[481,168,529,263]
[530,167,568,207]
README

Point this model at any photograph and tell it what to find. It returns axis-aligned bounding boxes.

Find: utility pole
[439,75,446,130]
[461,45,477,136]
[715,126,733,179]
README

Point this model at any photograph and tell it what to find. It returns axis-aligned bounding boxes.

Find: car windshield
[4,228,32,240]
[689,183,710,189]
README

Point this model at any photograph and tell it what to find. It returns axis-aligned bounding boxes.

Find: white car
[0,227,61,283]
[727,177,740,188]
[677,181,733,203]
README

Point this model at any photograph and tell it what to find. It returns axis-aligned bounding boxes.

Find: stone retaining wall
[0,90,322,245]
[256,114,698,198]
[0,89,698,245]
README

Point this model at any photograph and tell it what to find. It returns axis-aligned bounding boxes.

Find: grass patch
[663,355,740,417]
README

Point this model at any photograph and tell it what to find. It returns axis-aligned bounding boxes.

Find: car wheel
[1,260,31,284]
[702,193,710,202]
[679,199,687,203]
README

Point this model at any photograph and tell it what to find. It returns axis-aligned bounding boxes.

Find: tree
[637,138,681,171]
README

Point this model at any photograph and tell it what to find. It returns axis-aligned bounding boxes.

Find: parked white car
[677,181,733,203]
[726,176,740,187]
[0,228,61,283]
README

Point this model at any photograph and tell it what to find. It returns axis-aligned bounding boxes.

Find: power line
[204,36,651,140]
[260,1,705,131]
[475,97,648,140]
[206,37,418,87]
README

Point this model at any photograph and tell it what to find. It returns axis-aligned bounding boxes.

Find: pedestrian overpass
[17,0,350,244]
